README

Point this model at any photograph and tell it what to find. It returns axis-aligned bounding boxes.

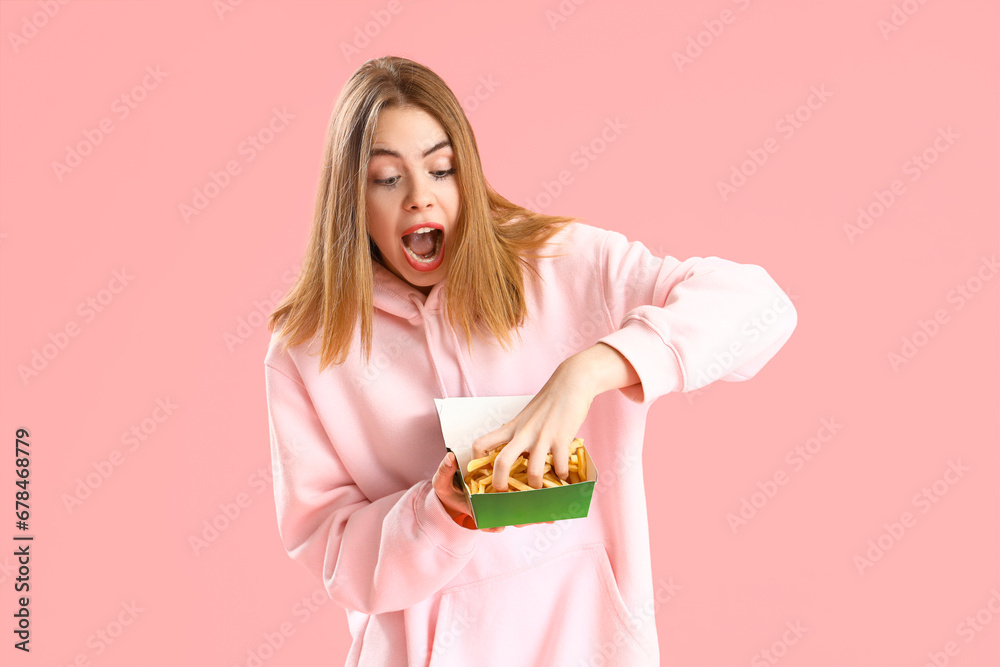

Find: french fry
[507,477,532,491]
[541,471,569,488]
[466,449,500,473]
[462,440,591,493]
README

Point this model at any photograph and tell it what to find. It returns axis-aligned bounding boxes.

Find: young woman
[265,55,797,666]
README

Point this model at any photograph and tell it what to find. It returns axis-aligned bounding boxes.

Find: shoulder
[548,218,615,245]
[538,219,619,261]
[519,219,626,309]
[263,323,320,381]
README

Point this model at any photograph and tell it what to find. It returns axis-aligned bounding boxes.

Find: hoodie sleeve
[593,227,797,405]
[265,359,478,615]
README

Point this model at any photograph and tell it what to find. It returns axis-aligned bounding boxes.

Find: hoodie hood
[371,259,479,399]
[371,258,446,319]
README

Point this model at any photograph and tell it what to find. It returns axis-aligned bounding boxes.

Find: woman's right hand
[432,450,553,532]
[432,451,505,533]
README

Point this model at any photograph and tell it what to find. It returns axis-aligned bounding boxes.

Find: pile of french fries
[463,438,589,493]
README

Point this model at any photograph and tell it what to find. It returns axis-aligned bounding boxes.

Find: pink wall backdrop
[2,1,997,665]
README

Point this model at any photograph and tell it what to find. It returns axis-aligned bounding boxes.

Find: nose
[404,174,434,211]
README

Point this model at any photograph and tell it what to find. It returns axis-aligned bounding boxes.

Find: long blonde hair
[267,55,577,371]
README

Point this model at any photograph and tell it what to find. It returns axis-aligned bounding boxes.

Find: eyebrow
[369,139,451,160]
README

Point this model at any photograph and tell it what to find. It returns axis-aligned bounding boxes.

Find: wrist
[564,342,640,398]
[444,504,476,529]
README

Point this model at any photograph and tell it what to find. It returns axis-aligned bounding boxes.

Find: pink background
[2,1,998,665]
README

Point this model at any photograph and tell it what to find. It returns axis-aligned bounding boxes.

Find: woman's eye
[373,168,455,189]
[432,168,457,180]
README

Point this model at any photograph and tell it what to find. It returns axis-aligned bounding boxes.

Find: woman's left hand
[471,343,639,493]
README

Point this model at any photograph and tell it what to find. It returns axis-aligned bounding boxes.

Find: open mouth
[400,225,444,264]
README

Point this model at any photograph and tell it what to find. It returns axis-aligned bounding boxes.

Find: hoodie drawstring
[447,322,478,398]
[408,294,449,399]
[408,293,478,399]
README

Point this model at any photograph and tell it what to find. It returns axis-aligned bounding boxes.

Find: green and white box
[434,394,597,529]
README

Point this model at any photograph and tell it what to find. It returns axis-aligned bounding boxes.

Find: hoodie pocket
[428,542,653,667]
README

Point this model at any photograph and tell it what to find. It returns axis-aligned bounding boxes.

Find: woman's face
[365,105,460,295]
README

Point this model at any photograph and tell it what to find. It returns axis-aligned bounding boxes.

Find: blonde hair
[267,55,577,371]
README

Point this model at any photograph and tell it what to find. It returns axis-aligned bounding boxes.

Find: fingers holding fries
[527,440,557,489]
[548,438,571,484]
[463,439,589,495]
[487,427,554,491]
[489,438,530,491]
[470,422,514,460]
[468,358,598,492]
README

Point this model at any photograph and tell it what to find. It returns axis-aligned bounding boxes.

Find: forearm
[564,342,640,400]
[310,481,478,613]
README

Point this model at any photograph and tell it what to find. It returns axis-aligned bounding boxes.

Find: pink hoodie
[264,220,797,666]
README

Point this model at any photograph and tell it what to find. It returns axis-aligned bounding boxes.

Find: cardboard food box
[434,394,597,529]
